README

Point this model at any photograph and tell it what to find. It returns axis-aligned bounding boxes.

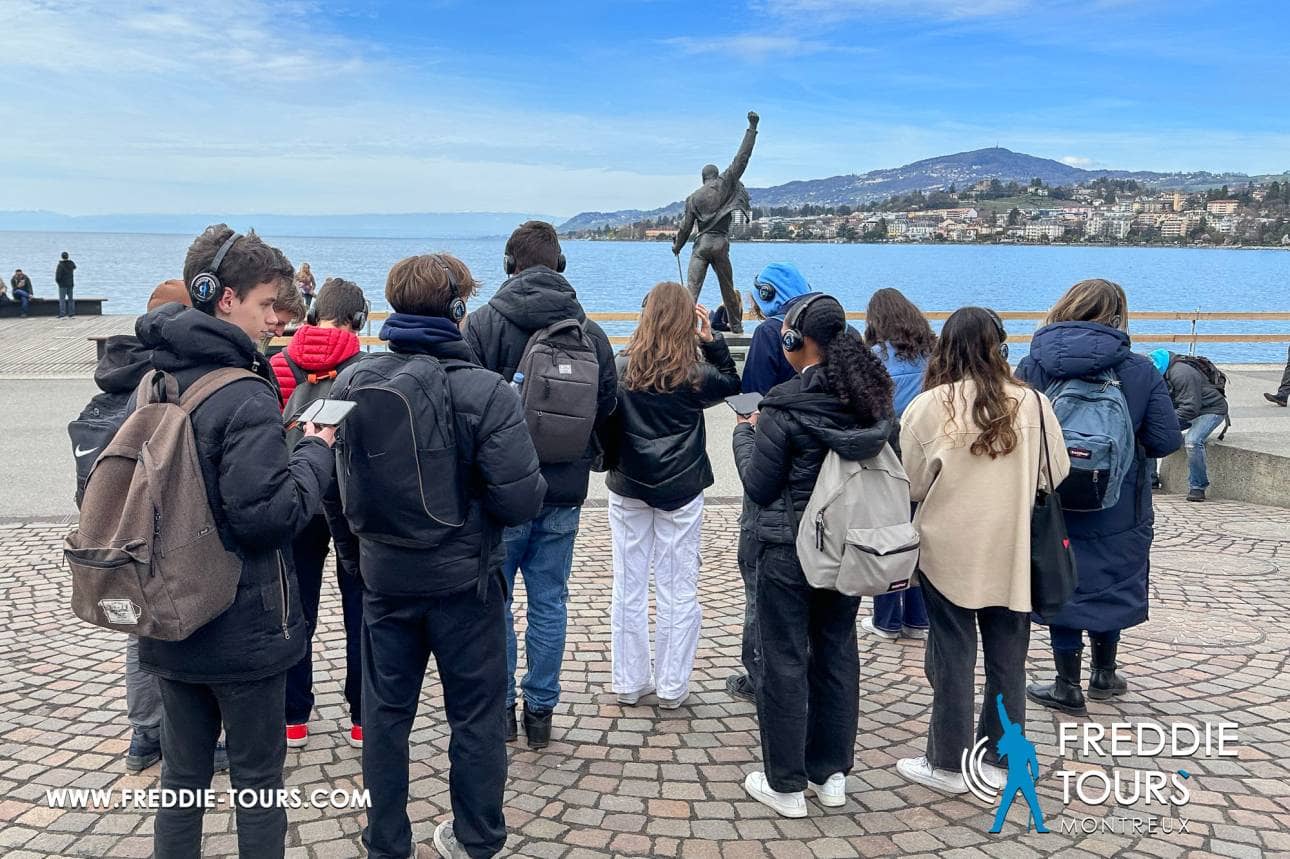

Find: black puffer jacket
[134,304,333,683]
[1163,353,1228,423]
[733,366,896,546]
[350,337,548,597]
[605,337,741,510]
[464,266,617,506]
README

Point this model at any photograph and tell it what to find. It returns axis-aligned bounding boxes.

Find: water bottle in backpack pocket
[1044,372,1135,511]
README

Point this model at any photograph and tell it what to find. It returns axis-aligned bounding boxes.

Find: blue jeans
[13,288,31,314]
[503,504,581,711]
[1185,412,1225,490]
[58,285,74,317]
[1050,626,1120,653]
[871,586,929,634]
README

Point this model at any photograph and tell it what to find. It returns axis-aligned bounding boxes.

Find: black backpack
[1174,354,1231,439]
[68,391,132,508]
[332,352,466,548]
[281,353,364,449]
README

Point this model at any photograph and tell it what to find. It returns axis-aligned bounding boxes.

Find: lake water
[2,231,1286,362]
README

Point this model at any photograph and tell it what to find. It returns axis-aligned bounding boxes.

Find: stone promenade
[1,498,1289,858]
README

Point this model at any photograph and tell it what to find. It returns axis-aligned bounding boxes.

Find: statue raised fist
[748,111,760,128]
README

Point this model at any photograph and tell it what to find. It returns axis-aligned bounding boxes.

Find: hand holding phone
[287,398,357,430]
[725,392,762,417]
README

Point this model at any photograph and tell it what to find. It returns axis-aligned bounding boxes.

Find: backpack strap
[283,353,309,386]
[180,367,269,414]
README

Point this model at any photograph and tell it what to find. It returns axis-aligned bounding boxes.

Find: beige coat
[900,380,1070,612]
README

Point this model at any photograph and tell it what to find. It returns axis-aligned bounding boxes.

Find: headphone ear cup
[556,253,566,274]
[352,300,369,331]
[782,328,801,352]
[449,298,467,322]
[188,273,222,309]
[758,281,776,303]
[503,254,516,275]
[306,301,319,326]
[1000,343,1010,361]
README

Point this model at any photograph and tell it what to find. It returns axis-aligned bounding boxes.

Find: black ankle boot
[523,704,552,750]
[1027,649,1087,716]
[1087,640,1129,700]
[505,704,517,742]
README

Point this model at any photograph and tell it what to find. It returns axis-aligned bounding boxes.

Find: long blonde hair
[1045,278,1128,329]
[622,281,701,393]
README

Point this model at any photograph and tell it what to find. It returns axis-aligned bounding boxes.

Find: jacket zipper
[277,551,291,639]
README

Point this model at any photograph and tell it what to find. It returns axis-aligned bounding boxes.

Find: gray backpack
[515,319,600,464]
[66,368,266,640]
[785,444,920,597]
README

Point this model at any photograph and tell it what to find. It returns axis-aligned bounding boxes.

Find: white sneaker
[896,756,967,795]
[616,685,654,705]
[901,626,929,640]
[980,762,1007,791]
[806,772,847,807]
[658,690,690,710]
[744,771,808,818]
[860,617,899,640]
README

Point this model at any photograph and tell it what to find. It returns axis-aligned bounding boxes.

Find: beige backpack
[67,368,266,640]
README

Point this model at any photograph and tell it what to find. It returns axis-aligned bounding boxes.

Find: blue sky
[3,0,1287,217]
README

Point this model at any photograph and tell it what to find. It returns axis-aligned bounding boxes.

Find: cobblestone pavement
[1,497,1288,858]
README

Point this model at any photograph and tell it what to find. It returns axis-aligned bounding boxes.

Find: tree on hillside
[1007,207,1022,226]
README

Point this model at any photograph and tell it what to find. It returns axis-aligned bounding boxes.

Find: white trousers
[608,491,705,700]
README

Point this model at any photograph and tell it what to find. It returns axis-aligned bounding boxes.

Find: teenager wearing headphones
[733,292,896,817]
[894,307,1069,795]
[268,277,370,750]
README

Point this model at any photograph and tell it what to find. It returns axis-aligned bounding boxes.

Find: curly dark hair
[182,224,294,313]
[798,296,894,426]
[864,287,936,361]
[923,306,1019,458]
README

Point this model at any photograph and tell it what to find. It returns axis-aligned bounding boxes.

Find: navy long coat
[1016,322,1181,632]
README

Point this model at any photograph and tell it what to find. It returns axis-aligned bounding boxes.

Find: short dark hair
[182,224,294,313]
[385,254,476,317]
[314,277,368,327]
[505,220,562,273]
[61,252,69,259]
[274,279,307,323]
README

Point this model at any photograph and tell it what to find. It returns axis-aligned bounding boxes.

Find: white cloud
[1059,155,1096,168]
[663,34,851,60]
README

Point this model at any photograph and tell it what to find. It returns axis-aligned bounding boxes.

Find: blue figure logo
[990,693,1048,833]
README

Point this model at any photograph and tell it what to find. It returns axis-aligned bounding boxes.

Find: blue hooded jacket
[1016,322,1181,632]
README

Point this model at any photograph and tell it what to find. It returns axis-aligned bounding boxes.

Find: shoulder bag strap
[1033,389,1055,493]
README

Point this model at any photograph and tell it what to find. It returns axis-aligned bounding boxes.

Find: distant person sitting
[11,268,33,317]
[55,251,76,318]
[1264,347,1290,407]
[1150,349,1228,502]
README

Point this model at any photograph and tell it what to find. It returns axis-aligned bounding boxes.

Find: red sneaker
[348,724,363,749]
[286,723,309,748]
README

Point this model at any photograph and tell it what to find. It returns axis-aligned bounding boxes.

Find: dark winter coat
[134,304,334,683]
[56,258,75,289]
[353,318,547,597]
[732,366,897,546]
[1163,355,1228,424]
[463,265,617,507]
[1016,322,1182,633]
[605,336,741,510]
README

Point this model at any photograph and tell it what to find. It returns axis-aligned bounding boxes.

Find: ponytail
[797,297,894,427]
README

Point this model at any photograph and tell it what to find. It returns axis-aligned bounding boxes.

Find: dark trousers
[737,528,760,681]
[1050,625,1120,653]
[58,285,74,317]
[755,543,861,793]
[871,586,929,634]
[1279,346,1290,398]
[154,673,288,859]
[921,577,1030,770]
[361,579,508,859]
[286,515,363,725]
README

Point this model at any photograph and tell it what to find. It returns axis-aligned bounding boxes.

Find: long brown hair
[622,281,701,393]
[1045,278,1128,328]
[923,307,1019,458]
[864,287,936,361]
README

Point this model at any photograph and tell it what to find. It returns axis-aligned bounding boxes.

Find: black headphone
[754,273,777,304]
[503,251,566,276]
[305,295,370,330]
[432,254,468,322]
[781,293,834,352]
[984,308,1010,361]
[188,232,240,310]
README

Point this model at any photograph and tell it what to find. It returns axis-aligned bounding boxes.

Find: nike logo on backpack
[75,445,99,458]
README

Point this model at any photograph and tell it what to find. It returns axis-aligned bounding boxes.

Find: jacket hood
[762,367,895,460]
[1028,321,1131,379]
[285,324,361,372]
[136,303,262,374]
[752,262,811,317]
[94,334,155,394]
[379,312,465,355]
[488,266,586,332]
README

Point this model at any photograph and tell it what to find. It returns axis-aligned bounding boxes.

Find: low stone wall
[1158,441,1290,509]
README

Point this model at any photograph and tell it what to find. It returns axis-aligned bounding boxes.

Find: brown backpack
[66,367,267,640]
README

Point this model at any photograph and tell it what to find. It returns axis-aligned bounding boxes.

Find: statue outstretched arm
[723,112,759,183]
[995,692,1013,730]
[673,207,696,254]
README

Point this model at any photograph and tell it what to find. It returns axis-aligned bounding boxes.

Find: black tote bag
[1030,391,1078,621]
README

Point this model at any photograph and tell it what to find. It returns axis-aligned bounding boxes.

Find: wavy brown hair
[1045,278,1128,329]
[864,287,936,361]
[923,307,1020,458]
[622,281,701,393]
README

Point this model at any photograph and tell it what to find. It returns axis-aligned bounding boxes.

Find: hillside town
[575,178,1290,247]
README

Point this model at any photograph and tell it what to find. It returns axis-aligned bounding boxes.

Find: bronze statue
[672,111,758,335]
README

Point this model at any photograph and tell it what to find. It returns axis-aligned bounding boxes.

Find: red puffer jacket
[269,324,362,409]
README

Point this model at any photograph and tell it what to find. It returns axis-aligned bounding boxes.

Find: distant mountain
[559,148,1279,232]
[0,211,563,239]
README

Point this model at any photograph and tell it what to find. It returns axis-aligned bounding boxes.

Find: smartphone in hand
[725,393,762,417]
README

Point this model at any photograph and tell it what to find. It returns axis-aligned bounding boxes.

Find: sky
[2,0,1288,218]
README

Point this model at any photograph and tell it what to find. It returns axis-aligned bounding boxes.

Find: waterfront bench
[0,295,107,319]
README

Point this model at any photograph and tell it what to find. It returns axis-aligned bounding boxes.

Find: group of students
[75,217,1198,857]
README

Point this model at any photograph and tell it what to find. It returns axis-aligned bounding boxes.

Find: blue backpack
[1044,371,1135,511]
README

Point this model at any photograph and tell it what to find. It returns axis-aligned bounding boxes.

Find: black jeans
[361,577,508,859]
[286,515,364,725]
[921,576,1030,771]
[58,285,74,317]
[154,672,288,859]
[737,528,760,682]
[755,543,861,793]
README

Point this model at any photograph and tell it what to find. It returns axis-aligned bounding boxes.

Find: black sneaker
[1186,488,1206,502]
[125,731,161,772]
[725,673,756,703]
[505,705,517,743]
[522,704,552,750]
[1264,393,1287,407]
